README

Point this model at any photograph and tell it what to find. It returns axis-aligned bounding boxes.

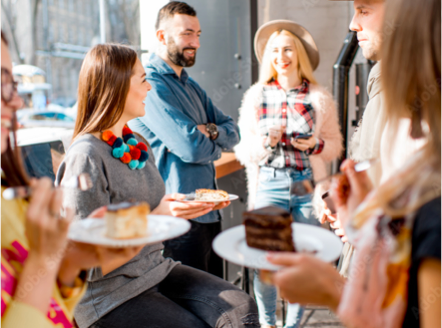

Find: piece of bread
[105,202,150,239]
[243,206,296,252]
[195,189,229,201]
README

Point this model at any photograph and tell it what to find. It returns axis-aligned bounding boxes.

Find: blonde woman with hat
[234,20,342,328]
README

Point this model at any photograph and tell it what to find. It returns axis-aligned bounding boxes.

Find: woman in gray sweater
[56,44,259,328]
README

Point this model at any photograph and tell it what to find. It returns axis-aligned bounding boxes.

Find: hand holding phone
[291,134,316,151]
[293,133,312,140]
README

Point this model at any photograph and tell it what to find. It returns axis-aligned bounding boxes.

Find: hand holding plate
[266,252,345,311]
[153,193,214,220]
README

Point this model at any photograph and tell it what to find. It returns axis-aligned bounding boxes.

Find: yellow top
[1,186,85,327]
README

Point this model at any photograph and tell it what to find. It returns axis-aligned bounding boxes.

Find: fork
[2,173,93,200]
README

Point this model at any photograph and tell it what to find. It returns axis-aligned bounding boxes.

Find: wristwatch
[206,123,219,140]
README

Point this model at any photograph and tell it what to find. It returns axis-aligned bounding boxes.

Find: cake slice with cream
[195,189,229,201]
[105,202,150,239]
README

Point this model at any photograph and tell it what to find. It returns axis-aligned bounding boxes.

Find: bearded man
[129,1,239,278]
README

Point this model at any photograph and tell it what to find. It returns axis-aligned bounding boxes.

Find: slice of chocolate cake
[243,206,296,252]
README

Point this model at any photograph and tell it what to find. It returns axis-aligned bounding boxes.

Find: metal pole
[250,0,258,84]
[99,0,106,43]
[42,0,52,99]
[332,31,359,162]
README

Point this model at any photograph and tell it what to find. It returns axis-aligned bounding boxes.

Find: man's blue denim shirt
[129,53,240,223]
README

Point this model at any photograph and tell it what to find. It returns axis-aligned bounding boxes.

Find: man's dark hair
[1,31,8,45]
[155,1,197,30]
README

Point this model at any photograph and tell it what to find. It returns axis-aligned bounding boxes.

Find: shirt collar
[148,53,189,83]
[270,78,309,93]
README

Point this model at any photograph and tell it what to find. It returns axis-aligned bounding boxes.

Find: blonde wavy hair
[354,0,440,225]
[258,29,317,85]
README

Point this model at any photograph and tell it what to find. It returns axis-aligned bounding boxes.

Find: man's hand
[319,200,332,224]
[320,201,347,242]
[327,213,348,242]
[197,125,211,138]
[330,159,373,223]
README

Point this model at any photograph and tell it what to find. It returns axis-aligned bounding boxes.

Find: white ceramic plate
[68,215,190,248]
[213,223,343,270]
[181,194,239,203]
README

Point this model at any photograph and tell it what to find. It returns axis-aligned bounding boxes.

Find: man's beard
[167,37,196,67]
[361,45,380,61]
[361,37,382,61]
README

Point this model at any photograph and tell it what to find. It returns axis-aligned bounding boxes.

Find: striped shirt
[257,79,324,169]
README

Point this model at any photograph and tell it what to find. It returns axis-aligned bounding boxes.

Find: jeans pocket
[258,169,273,183]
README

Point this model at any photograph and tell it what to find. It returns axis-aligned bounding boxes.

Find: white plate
[68,215,190,248]
[181,194,239,203]
[213,223,343,270]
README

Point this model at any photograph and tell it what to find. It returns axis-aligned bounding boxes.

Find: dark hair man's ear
[156,29,167,45]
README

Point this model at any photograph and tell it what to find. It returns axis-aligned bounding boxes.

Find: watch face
[207,124,218,139]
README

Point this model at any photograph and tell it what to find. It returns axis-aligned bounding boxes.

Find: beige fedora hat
[254,20,320,71]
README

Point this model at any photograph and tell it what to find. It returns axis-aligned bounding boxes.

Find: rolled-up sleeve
[306,138,324,155]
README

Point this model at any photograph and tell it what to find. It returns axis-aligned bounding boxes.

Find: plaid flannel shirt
[257,79,324,169]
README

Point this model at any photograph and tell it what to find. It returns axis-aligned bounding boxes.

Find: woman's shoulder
[243,82,266,99]
[308,83,334,100]
[57,135,107,186]
[239,82,266,111]
[63,134,108,168]
[67,134,106,157]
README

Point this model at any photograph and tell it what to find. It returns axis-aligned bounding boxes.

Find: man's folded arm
[202,89,240,150]
[141,77,222,164]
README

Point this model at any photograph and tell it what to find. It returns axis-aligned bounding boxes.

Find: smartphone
[293,133,312,140]
[321,190,337,214]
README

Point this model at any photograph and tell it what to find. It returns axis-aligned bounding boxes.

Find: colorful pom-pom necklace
[102,125,149,170]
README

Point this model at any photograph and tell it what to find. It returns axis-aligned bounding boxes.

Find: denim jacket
[129,53,240,223]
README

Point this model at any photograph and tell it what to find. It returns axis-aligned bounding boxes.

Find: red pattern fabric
[257,79,324,169]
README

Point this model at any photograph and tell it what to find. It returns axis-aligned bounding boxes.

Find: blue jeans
[253,166,320,328]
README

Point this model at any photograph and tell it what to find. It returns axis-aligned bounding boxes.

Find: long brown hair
[382,0,441,161]
[354,0,440,223]
[73,44,138,139]
[1,31,30,187]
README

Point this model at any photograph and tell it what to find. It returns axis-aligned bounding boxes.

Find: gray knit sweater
[56,133,178,328]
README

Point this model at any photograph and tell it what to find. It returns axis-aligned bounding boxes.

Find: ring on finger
[49,209,61,219]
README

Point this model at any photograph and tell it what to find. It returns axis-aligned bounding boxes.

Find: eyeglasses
[1,68,18,103]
